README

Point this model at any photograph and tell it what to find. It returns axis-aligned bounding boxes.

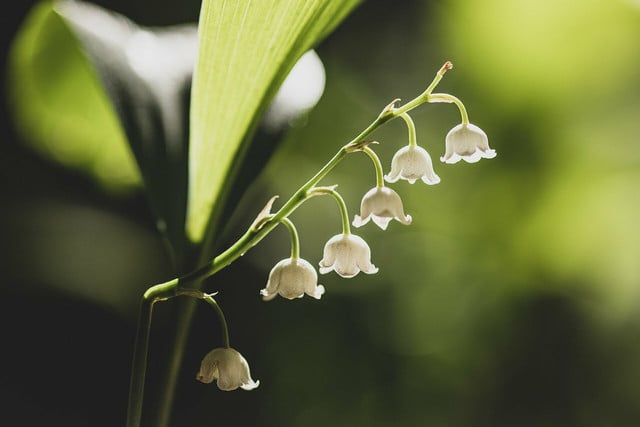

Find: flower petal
[385,145,440,185]
[352,214,370,228]
[371,215,392,230]
[197,347,259,391]
[354,187,412,230]
[240,379,260,391]
[307,284,325,299]
[442,123,496,164]
[319,233,377,277]
[262,258,321,301]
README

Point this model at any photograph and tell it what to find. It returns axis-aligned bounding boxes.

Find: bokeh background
[2,0,640,426]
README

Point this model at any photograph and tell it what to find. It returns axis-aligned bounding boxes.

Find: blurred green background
[2,0,640,426]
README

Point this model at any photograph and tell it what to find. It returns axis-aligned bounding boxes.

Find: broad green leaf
[54,0,198,254]
[8,0,198,253]
[9,0,340,256]
[187,0,362,243]
[7,0,140,193]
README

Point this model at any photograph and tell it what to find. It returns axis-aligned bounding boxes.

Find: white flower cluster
[198,69,496,392]
[258,118,496,303]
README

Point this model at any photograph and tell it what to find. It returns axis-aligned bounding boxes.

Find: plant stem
[200,293,230,348]
[427,93,469,124]
[173,289,230,349]
[400,113,417,147]
[279,217,300,259]
[126,296,157,427]
[308,186,351,235]
[154,297,195,427]
[127,61,454,426]
[362,146,385,188]
[392,61,452,115]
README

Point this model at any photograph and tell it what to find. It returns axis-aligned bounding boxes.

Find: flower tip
[318,265,333,275]
[334,269,359,279]
[311,284,326,299]
[241,379,260,391]
[260,288,277,302]
[440,155,459,164]
[371,215,392,230]
[196,372,212,384]
[383,173,399,184]
[352,215,369,228]
[363,264,379,275]
[422,175,441,185]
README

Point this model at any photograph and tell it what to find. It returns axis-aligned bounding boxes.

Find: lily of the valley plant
[129,60,495,422]
[5,0,498,425]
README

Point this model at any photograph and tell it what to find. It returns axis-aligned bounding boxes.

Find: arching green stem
[137,60,457,304]
[362,146,385,188]
[127,285,229,426]
[308,186,351,235]
[170,289,230,348]
[200,293,230,348]
[279,217,300,259]
[392,61,453,115]
[400,113,417,147]
[427,93,469,125]
[128,60,458,427]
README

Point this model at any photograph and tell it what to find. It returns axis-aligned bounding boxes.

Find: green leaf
[8,0,198,253]
[9,0,348,256]
[53,0,198,253]
[186,0,362,243]
[7,0,140,193]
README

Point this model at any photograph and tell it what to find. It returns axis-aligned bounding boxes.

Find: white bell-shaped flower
[260,257,325,301]
[353,186,412,230]
[196,347,259,391]
[385,145,440,185]
[319,233,378,278]
[441,123,496,164]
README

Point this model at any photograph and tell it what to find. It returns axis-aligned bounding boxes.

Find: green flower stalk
[127,60,489,427]
[260,217,325,301]
[385,113,441,185]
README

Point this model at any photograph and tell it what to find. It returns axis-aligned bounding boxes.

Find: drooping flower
[441,123,496,164]
[385,145,440,185]
[260,257,325,301]
[353,186,412,230]
[196,347,259,391]
[319,233,378,278]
